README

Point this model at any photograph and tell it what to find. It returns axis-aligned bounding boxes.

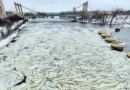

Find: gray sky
[3,0,130,12]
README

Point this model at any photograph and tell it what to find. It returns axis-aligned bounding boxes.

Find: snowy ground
[91,15,130,27]
[0,22,130,90]
[0,20,23,38]
[65,15,130,27]
[0,31,18,50]
[11,20,23,30]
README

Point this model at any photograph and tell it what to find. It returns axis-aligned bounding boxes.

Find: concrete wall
[0,0,6,18]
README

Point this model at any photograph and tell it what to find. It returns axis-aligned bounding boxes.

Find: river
[55,20,130,53]
[31,18,130,52]
[0,18,130,89]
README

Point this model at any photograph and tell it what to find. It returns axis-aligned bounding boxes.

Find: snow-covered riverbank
[0,21,27,50]
[0,21,130,90]
[75,15,130,27]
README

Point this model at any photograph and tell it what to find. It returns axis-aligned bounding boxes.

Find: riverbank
[0,21,130,89]
[0,19,28,50]
[62,15,130,27]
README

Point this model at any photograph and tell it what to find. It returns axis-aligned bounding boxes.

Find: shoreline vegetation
[0,15,27,40]
[0,15,28,50]
[60,8,130,27]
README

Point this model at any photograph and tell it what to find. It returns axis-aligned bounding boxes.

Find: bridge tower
[0,0,6,18]
[82,1,88,19]
[14,2,23,16]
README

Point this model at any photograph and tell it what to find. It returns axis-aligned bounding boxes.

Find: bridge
[20,15,81,18]
[8,1,95,20]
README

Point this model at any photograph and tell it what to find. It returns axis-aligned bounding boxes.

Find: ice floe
[0,21,130,90]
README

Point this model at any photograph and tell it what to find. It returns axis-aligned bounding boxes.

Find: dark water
[111,28,130,52]
[55,22,130,53]
[30,18,130,52]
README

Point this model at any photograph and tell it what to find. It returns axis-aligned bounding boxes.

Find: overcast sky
[3,0,130,12]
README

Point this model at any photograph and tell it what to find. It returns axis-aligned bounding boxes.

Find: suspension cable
[76,4,83,9]
[10,7,15,12]
[88,6,94,11]
[22,5,39,13]
[8,4,14,11]
[88,3,95,11]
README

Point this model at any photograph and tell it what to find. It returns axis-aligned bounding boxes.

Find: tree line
[60,8,130,25]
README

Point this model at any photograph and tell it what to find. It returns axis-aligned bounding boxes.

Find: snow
[19,23,27,29]
[11,20,23,30]
[28,15,130,27]
[122,24,130,27]
[0,31,18,50]
[0,21,130,89]
[0,28,7,38]
[0,20,23,38]
[92,15,130,26]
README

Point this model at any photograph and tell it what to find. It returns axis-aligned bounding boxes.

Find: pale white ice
[0,21,130,90]
[0,31,18,50]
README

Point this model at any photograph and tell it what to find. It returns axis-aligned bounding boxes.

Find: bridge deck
[20,15,81,18]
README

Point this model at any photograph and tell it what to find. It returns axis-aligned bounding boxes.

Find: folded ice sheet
[0,71,24,89]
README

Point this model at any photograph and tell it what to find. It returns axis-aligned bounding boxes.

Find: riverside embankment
[0,18,130,89]
[0,19,28,50]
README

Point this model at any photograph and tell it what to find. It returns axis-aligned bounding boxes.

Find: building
[0,0,6,18]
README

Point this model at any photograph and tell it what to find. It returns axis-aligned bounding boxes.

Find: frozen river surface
[0,21,130,90]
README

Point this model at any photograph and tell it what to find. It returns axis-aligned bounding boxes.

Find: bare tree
[110,8,120,25]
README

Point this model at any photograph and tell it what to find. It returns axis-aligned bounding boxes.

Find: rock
[11,40,16,43]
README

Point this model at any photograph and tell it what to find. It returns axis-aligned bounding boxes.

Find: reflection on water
[29,18,130,52]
